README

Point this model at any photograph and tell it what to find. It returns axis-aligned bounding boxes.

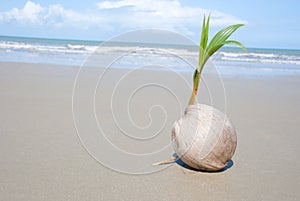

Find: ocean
[1,35,300,76]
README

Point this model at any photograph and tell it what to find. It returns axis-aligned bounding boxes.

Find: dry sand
[0,61,299,200]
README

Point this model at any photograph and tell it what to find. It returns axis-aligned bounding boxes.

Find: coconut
[171,104,237,171]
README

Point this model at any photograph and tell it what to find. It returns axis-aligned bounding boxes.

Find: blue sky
[0,0,299,49]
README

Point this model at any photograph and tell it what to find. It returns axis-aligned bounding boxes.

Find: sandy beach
[0,61,299,200]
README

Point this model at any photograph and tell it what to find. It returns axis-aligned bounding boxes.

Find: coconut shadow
[173,154,234,173]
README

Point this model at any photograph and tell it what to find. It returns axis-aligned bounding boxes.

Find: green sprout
[188,15,246,105]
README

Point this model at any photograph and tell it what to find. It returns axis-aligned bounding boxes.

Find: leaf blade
[207,24,244,56]
[198,15,210,71]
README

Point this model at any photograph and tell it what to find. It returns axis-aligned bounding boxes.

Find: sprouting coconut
[154,15,246,171]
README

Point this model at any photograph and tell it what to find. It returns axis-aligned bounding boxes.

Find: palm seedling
[155,15,246,171]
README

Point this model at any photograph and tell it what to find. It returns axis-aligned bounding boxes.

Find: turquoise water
[1,35,300,76]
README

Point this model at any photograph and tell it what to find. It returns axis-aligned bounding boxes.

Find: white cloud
[0,1,46,25]
[97,0,247,28]
[22,1,44,23]
[0,1,103,28]
[0,0,247,37]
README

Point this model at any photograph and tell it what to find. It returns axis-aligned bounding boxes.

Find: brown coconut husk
[171,104,237,171]
[153,104,237,172]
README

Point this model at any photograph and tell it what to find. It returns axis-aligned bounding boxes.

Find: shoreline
[1,60,300,78]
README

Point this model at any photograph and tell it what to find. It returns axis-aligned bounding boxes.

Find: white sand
[0,62,299,200]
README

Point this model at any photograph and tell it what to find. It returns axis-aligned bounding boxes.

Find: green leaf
[198,16,209,72]
[197,22,246,73]
[199,15,210,69]
[206,24,244,57]
[222,40,247,51]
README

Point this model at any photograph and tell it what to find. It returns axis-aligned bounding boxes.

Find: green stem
[188,69,201,105]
